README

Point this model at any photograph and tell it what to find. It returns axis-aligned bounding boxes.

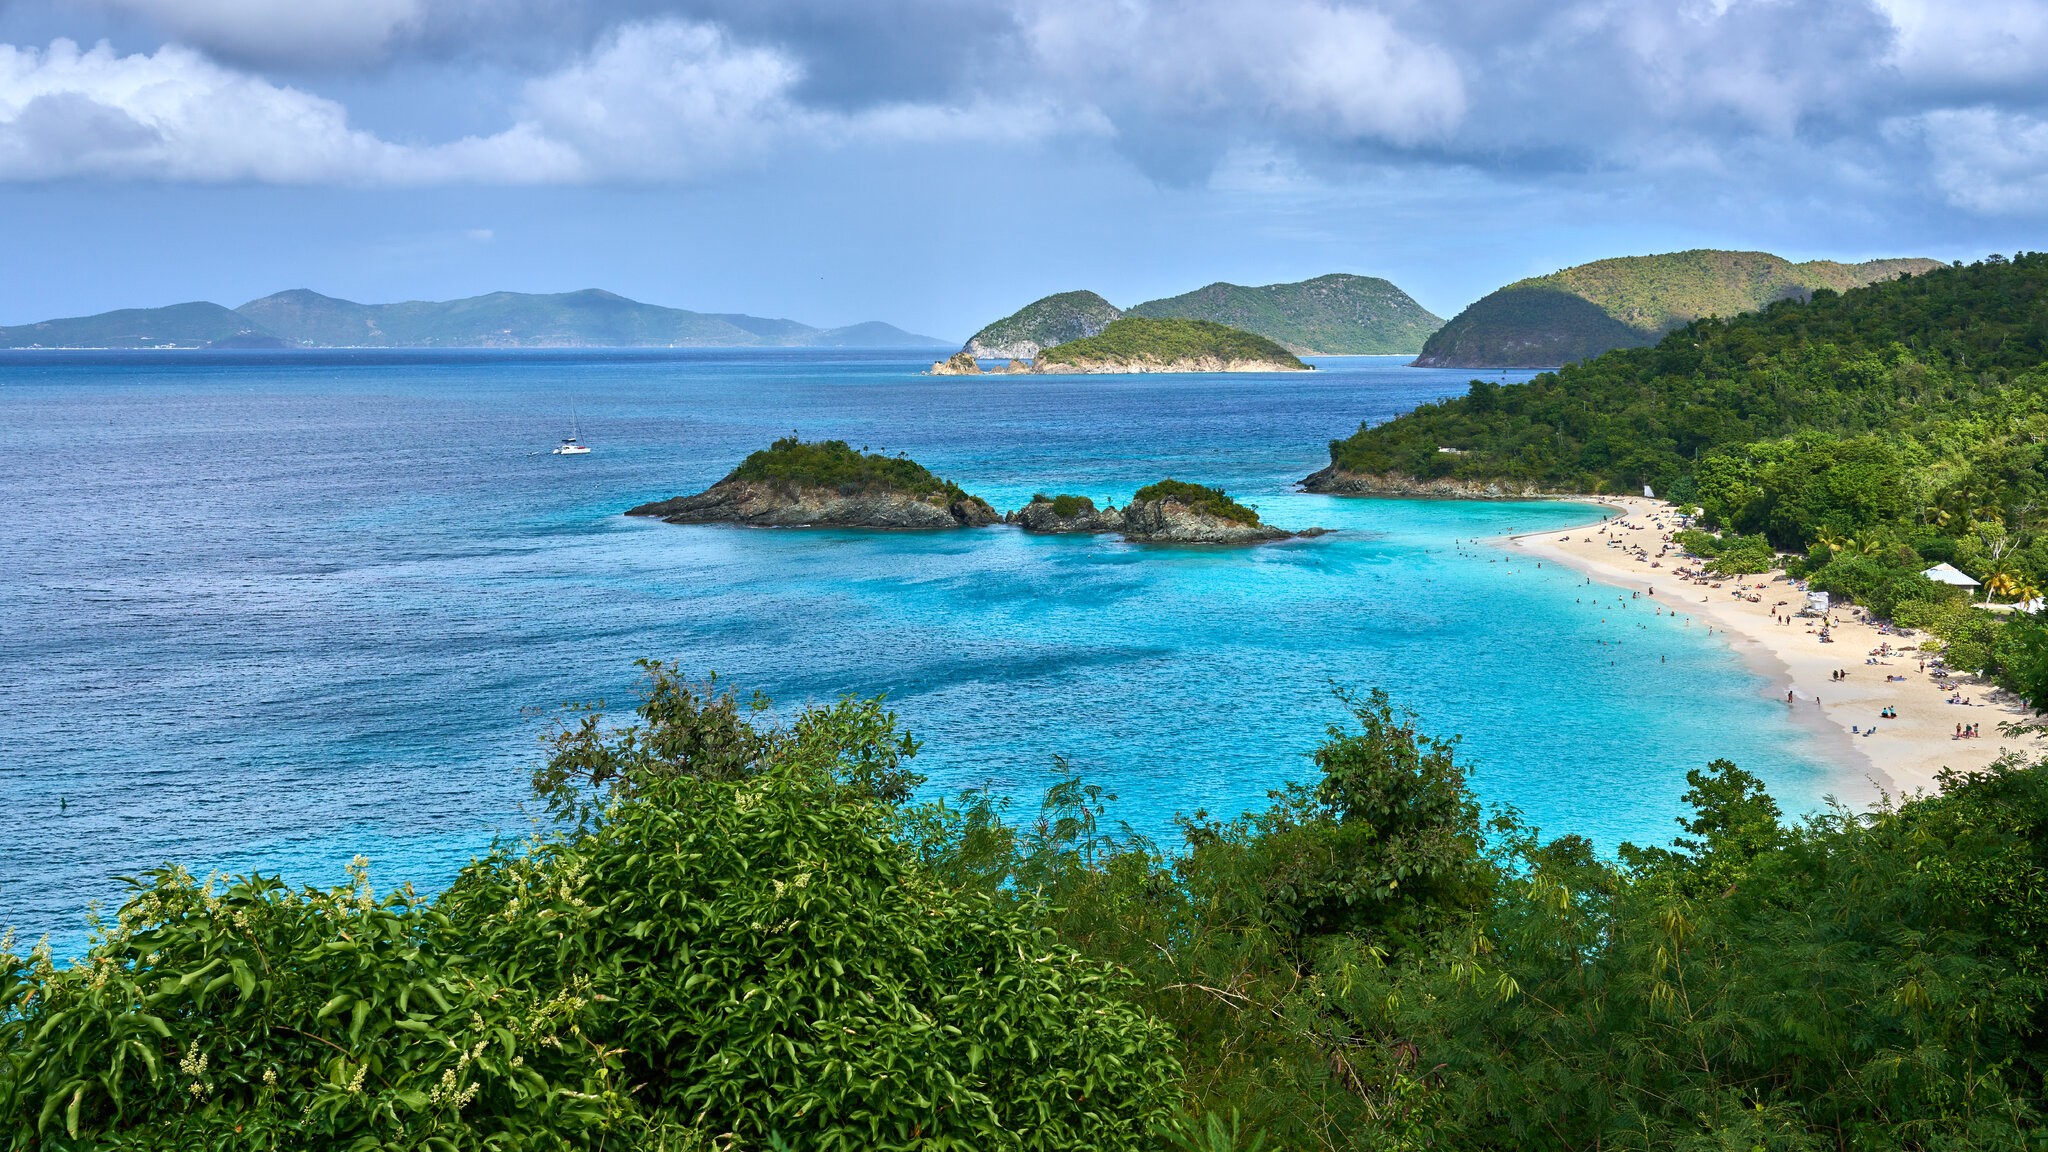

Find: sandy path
[1504,496,2040,799]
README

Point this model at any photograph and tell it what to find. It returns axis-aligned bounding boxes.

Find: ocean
[0,349,1846,950]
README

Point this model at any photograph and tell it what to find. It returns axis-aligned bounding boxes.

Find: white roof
[1923,562,1980,587]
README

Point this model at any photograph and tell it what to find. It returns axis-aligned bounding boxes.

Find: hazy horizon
[1,1,2043,334]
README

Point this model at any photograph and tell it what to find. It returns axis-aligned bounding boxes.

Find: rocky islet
[630,443,1318,543]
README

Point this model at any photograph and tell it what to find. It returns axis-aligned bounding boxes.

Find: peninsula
[626,438,998,529]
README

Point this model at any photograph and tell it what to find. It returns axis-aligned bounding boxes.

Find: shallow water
[0,350,1844,949]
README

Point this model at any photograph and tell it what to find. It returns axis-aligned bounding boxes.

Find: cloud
[4,0,2048,222]
[92,0,425,66]
[0,22,1091,185]
[1020,0,1465,156]
[1908,107,2048,215]
[0,38,573,183]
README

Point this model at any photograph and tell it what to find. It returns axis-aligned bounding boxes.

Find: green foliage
[726,436,974,504]
[1131,479,1261,525]
[1336,255,2048,629]
[1038,318,1305,369]
[20,665,2048,1150]
[1415,250,1941,368]
[1669,529,1777,575]
[1126,274,1443,356]
[1807,554,1950,619]
[1032,493,1091,518]
[0,862,616,1152]
[965,290,1122,353]
[3,670,1182,1151]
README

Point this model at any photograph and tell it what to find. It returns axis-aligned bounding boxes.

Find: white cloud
[1876,0,2048,87]
[515,19,1098,181]
[1908,107,2048,215]
[92,0,425,66]
[0,38,575,183]
[1020,0,1466,147]
[0,22,1093,185]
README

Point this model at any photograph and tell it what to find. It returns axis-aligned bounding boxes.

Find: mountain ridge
[1413,250,1945,368]
[957,274,1443,361]
[0,288,950,350]
[1126,274,1442,354]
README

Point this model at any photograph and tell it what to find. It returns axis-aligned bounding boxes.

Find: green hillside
[962,290,1121,358]
[1414,250,1943,367]
[0,301,270,349]
[1327,250,2048,696]
[1037,317,1305,368]
[1127,273,1442,354]
[1,290,949,349]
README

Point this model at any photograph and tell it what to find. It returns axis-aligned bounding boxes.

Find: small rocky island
[931,318,1310,375]
[627,437,999,529]
[1007,481,1319,543]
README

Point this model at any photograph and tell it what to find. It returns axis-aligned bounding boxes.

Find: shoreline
[1500,495,2039,801]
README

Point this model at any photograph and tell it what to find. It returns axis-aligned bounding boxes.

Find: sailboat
[551,406,591,455]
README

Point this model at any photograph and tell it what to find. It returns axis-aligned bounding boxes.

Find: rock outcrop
[1300,464,1571,499]
[1006,495,1123,533]
[1032,354,1308,374]
[929,351,981,375]
[1117,497,1298,543]
[629,481,999,529]
[1005,491,1318,543]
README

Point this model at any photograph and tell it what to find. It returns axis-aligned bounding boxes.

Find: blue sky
[1,0,2045,339]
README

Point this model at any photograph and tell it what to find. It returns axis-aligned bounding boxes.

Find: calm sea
[1,349,1846,949]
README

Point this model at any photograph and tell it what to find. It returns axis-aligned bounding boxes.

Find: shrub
[1131,480,1261,525]
[728,437,975,504]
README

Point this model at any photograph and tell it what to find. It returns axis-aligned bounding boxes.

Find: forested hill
[1326,254,2048,503]
[1126,274,1442,354]
[1413,250,1942,368]
[0,289,950,349]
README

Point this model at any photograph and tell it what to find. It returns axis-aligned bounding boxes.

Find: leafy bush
[1806,554,1949,619]
[2,666,1183,1151]
[0,863,615,1152]
[1131,480,1260,525]
[728,437,975,504]
[1670,529,1777,575]
[1038,318,1304,369]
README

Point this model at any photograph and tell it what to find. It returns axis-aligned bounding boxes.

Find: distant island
[1127,274,1441,355]
[934,318,1308,375]
[963,291,1123,360]
[629,439,1316,541]
[1413,250,1943,369]
[626,438,998,529]
[0,288,951,350]
[954,273,1442,365]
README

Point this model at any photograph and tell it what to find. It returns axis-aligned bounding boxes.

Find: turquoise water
[0,350,1843,948]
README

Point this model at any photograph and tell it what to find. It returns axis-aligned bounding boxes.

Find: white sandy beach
[1506,496,2042,800]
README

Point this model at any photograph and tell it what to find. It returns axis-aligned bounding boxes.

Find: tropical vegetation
[1413,249,1941,368]
[1132,479,1262,524]
[962,291,1124,358]
[1332,254,2048,689]
[726,437,976,503]
[1127,274,1442,355]
[11,665,2048,1149]
[1038,318,1304,369]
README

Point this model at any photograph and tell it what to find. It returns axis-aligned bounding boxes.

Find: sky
[1,0,2045,339]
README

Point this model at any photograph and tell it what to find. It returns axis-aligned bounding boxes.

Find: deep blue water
[0,349,1846,949]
